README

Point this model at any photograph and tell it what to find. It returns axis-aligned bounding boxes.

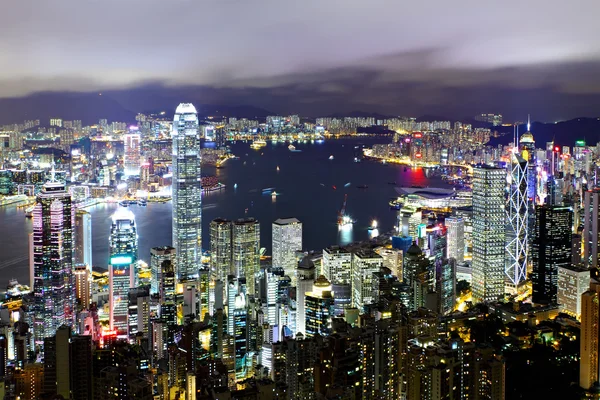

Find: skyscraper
[123,132,141,176]
[351,249,383,311]
[403,242,430,311]
[323,246,352,284]
[505,153,529,291]
[580,280,600,390]
[32,179,74,350]
[305,276,334,338]
[210,218,233,282]
[445,216,464,264]
[472,166,506,304]
[232,218,260,295]
[73,209,92,268]
[74,264,91,308]
[108,209,137,337]
[583,188,600,268]
[272,218,302,282]
[150,246,175,295]
[172,103,201,280]
[531,205,573,304]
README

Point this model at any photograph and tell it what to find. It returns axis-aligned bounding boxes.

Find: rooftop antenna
[527,114,531,132]
[50,158,56,183]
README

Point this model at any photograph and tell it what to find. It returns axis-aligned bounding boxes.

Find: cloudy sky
[2,0,600,120]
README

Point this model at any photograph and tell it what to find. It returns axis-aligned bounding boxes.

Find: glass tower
[232,218,260,296]
[272,218,302,282]
[172,103,201,280]
[505,153,529,289]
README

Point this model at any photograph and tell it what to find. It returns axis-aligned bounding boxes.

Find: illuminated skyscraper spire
[505,153,529,291]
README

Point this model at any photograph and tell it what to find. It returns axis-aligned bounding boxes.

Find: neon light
[110,255,133,265]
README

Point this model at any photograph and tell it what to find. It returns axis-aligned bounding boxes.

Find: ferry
[250,139,267,150]
[368,220,378,231]
[138,199,147,206]
[262,187,275,195]
[329,155,334,160]
[288,144,296,151]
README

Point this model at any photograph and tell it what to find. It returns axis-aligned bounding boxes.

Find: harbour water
[0,138,446,288]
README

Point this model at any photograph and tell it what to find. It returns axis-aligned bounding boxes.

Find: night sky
[2,0,600,120]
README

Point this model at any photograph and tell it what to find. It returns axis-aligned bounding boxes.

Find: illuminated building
[403,242,431,311]
[583,189,600,268]
[445,216,464,264]
[472,166,506,304]
[159,260,177,327]
[128,286,150,338]
[304,276,334,338]
[74,209,92,267]
[233,293,248,381]
[374,247,402,281]
[32,179,74,351]
[296,258,316,337]
[14,363,44,400]
[150,246,175,295]
[580,280,600,390]
[74,264,91,308]
[272,218,302,283]
[232,218,260,295]
[505,153,529,291]
[109,209,137,337]
[172,103,202,280]
[531,205,573,304]
[323,246,352,284]
[123,132,141,176]
[351,249,383,311]
[210,218,233,282]
[557,265,589,319]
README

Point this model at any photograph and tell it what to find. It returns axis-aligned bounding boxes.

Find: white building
[374,247,403,281]
[351,249,383,311]
[446,217,465,265]
[558,265,590,320]
[323,246,352,284]
[123,133,141,176]
[272,218,302,282]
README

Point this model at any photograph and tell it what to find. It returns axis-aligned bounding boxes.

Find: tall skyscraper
[74,264,91,308]
[583,189,600,268]
[150,246,175,295]
[123,132,141,176]
[272,218,302,282]
[558,265,590,319]
[580,280,600,390]
[172,103,201,280]
[472,166,506,304]
[531,205,573,304]
[505,153,529,290]
[232,218,260,295]
[73,209,92,268]
[108,209,137,337]
[304,276,334,338]
[403,242,430,311]
[32,179,74,350]
[323,246,352,285]
[446,216,464,264]
[210,218,233,282]
[351,249,383,311]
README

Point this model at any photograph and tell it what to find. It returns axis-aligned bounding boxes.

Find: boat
[138,199,147,206]
[344,182,351,188]
[288,144,296,151]
[368,220,378,231]
[24,205,34,218]
[234,183,238,189]
[329,155,334,160]
[119,201,129,207]
[389,198,402,210]
[262,187,275,194]
[277,166,280,172]
[356,185,368,189]
[320,183,325,187]
[337,194,354,229]
[250,139,267,150]
[272,191,277,198]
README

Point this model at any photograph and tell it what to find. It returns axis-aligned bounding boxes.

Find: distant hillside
[488,118,600,147]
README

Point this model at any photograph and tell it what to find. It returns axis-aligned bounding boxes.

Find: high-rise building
[73,209,92,268]
[150,246,175,295]
[123,133,141,176]
[108,209,137,337]
[74,264,91,308]
[159,260,177,327]
[305,276,334,338]
[531,205,573,304]
[232,218,260,295]
[323,246,352,284]
[172,103,201,280]
[580,280,600,390]
[374,247,403,280]
[210,218,233,282]
[351,249,383,311]
[272,218,302,282]
[505,153,529,290]
[583,189,600,268]
[32,179,74,350]
[472,166,506,304]
[128,286,150,338]
[403,242,431,311]
[558,265,590,319]
[446,216,464,264]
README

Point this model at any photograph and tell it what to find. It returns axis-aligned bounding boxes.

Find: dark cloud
[2,0,600,120]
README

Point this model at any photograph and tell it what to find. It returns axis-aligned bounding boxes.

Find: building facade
[272,218,302,282]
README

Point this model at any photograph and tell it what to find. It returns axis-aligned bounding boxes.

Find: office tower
[472,166,506,304]
[323,246,352,284]
[123,133,141,176]
[505,153,529,290]
[351,249,383,311]
[584,189,600,268]
[14,363,44,400]
[573,234,583,265]
[73,209,92,267]
[558,265,590,319]
[403,242,431,311]
[108,209,137,337]
[580,281,600,390]
[210,218,233,282]
[296,258,316,337]
[32,179,74,350]
[159,260,177,327]
[305,276,334,338]
[128,286,151,338]
[446,216,464,264]
[232,218,260,295]
[150,246,175,295]
[531,205,573,304]
[172,103,201,280]
[272,218,302,282]
[233,293,248,381]
[74,264,91,308]
[374,247,403,280]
